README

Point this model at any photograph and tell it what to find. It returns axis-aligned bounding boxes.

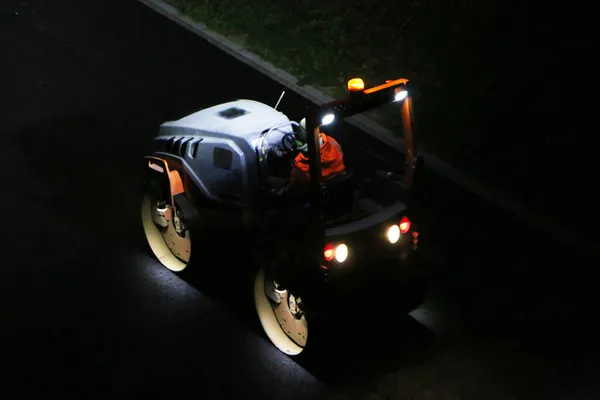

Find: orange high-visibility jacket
[290,133,345,189]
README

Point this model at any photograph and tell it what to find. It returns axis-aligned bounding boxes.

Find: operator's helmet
[296,117,324,154]
[297,118,308,154]
[296,118,307,142]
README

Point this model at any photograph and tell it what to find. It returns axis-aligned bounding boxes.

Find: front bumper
[325,241,423,286]
[322,251,427,315]
[325,236,429,313]
[321,226,426,312]
[324,215,421,278]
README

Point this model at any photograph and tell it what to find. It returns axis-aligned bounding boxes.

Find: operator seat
[262,170,354,237]
[322,171,355,219]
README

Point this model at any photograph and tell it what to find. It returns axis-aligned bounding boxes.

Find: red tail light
[324,244,335,261]
[399,216,411,233]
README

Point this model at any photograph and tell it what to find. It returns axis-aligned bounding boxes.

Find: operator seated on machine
[263,118,346,234]
[272,118,346,198]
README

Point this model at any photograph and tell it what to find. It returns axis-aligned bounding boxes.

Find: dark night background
[1,0,597,398]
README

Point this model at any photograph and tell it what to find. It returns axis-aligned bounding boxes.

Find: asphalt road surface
[2,1,599,398]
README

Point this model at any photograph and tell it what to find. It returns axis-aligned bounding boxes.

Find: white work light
[394,90,408,101]
[321,114,335,125]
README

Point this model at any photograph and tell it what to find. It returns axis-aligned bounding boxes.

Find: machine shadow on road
[301,305,438,389]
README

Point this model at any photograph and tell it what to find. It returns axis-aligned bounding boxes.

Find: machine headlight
[324,242,349,263]
[334,244,348,263]
[323,243,348,264]
[387,224,401,244]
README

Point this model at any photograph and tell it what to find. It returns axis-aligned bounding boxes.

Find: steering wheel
[280,133,299,153]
